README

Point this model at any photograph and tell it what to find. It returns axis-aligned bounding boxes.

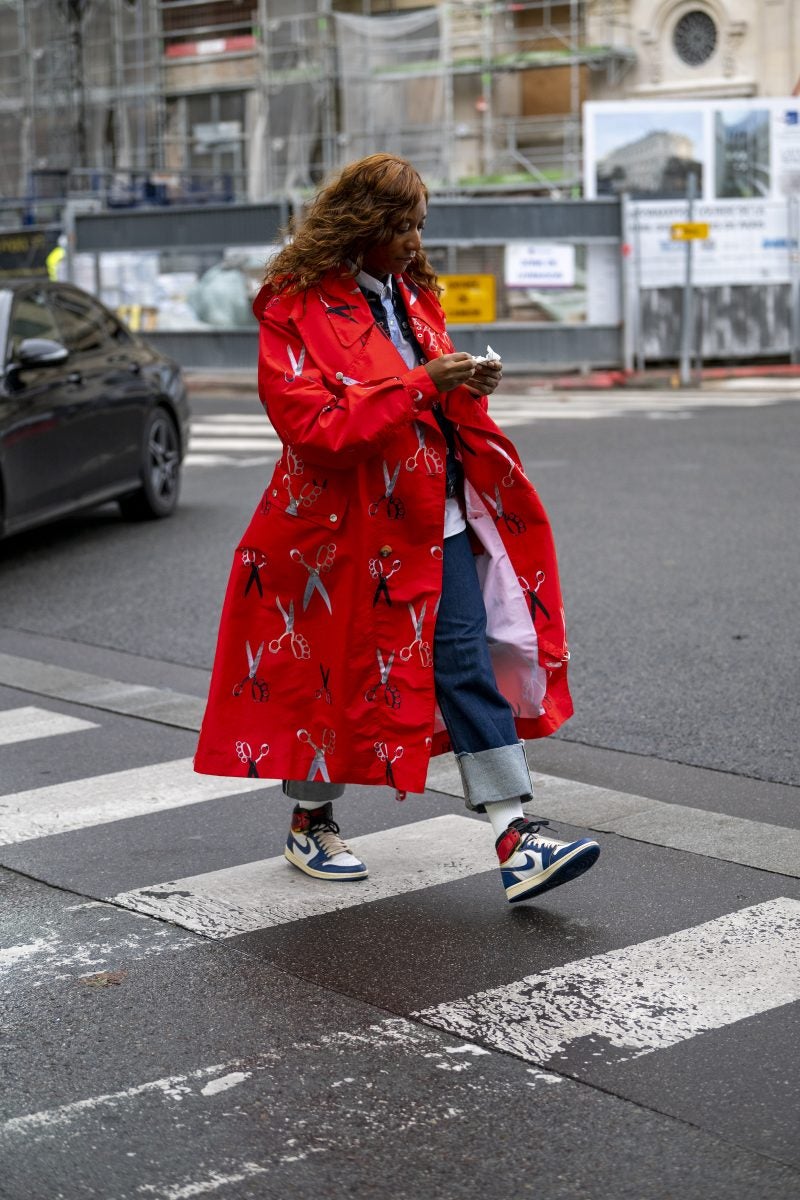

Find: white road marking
[0,705,97,746]
[185,415,282,469]
[0,1060,247,1137]
[190,419,270,430]
[184,453,277,468]
[414,898,800,1066]
[199,1072,251,1097]
[716,375,800,390]
[136,1164,271,1199]
[0,653,206,730]
[110,814,493,936]
[488,387,800,427]
[188,437,280,451]
[0,759,276,846]
[1,926,198,981]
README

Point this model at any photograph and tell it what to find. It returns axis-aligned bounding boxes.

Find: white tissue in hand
[473,344,502,365]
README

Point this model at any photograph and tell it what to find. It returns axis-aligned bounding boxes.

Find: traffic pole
[679,171,697,388]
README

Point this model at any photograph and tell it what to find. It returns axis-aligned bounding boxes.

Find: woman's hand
[424,352,476,392]
[464,360,502,398]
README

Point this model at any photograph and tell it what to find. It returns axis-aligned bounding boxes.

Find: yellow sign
[670,222,710,241]
[439,273,496,324]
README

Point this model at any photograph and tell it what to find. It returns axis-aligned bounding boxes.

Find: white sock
[296,799,328,812]
[484,797,525,841]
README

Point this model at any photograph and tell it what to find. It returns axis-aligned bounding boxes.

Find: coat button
[335,372,344,381]
[379,544,392,557]
[272,489,278,497]
[329,514,338,523]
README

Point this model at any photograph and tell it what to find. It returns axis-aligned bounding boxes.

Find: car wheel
[118,406,181,521]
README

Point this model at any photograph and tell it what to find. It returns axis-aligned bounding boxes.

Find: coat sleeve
[257,298,440,469]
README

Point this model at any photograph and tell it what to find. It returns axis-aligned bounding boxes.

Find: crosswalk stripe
[109,814,492,936]
[0,706,97,746]
[184,453,277,467]
[414,897,800,1065]
[0,652,205,731]
[0,759,275,847]
[193,414,266,424]
[184,390,798,467]
[188,437,281,451]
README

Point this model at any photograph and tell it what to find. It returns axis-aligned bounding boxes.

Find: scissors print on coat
[285,445,304,476]
[369,555,401,606]
[406,422,444,476]
[519,572,550,623]
[298,727,335,782]
[365,648,400,708]
[319,296,359,323]
[241,548,268,598]
[235,739,270,778]
[374,740,404,790]
[369,460,405,519]
[283,473,324,517]
[290,543,336,614]
[269,597,311,659]
[400,602,432,667]
[481,484,527,535]
[486,439,523,487]
[232,640,270,701]
[314,664,332,705]
[284,344,306,383]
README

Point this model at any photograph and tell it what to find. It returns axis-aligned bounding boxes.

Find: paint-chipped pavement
[2,868,799,1200]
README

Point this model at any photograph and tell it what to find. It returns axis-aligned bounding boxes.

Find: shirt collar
[355,267,393,298]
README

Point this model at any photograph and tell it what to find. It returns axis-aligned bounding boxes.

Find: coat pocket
[265,468,349,533]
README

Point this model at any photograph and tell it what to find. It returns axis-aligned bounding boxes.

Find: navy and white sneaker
[284,802,368,881]
[496,817,599,903]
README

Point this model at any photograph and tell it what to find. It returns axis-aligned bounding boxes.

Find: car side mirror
[16,337,69,367]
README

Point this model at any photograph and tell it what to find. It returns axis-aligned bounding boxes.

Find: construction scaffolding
[254,0,635,195]
[0,0,634,223]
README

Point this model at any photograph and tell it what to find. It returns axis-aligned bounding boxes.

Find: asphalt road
[0,384,798,1200]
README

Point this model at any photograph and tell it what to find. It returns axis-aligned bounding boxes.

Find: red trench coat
[194,268,573,794]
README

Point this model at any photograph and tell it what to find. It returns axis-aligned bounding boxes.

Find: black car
[0,279,190,538]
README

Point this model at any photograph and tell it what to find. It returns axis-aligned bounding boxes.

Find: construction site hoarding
[584,98,800,286]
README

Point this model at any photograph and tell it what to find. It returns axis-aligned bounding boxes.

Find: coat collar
[292,268,437,349]
[301,270,375,348]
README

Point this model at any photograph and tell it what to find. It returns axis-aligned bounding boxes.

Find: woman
[194,154,599,904]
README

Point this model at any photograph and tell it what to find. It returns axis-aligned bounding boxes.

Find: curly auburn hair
[263,154,441,295]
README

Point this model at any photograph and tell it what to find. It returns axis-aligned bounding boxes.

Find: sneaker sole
[505,842,600,903]
[284,846,368,881]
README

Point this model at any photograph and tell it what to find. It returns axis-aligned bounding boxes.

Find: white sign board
[505,242,576,288]
[629,200,792,287]
[583,98,800,287]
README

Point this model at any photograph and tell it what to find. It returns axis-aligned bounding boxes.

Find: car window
[49,288,130,354]
[8,291,62,359]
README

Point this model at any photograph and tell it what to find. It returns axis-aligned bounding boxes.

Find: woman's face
[361,198,427,278]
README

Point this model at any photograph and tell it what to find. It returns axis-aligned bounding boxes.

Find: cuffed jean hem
[455,740,533,813]
[282,779,346,803]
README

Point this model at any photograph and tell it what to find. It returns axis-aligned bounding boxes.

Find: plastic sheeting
[333,8,447,183]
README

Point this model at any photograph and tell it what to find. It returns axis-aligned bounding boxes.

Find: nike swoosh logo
[514,854,542,873]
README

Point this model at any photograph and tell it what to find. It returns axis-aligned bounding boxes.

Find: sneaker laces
[510,816,550,836]
[309,814,353,859]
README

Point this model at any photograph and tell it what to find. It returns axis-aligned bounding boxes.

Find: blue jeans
[284,528,532,811]
[432,529,532,811]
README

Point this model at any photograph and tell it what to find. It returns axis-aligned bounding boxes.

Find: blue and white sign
[505,242,576,289]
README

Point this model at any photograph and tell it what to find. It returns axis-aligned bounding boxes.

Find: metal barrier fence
[70,198,624,372]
